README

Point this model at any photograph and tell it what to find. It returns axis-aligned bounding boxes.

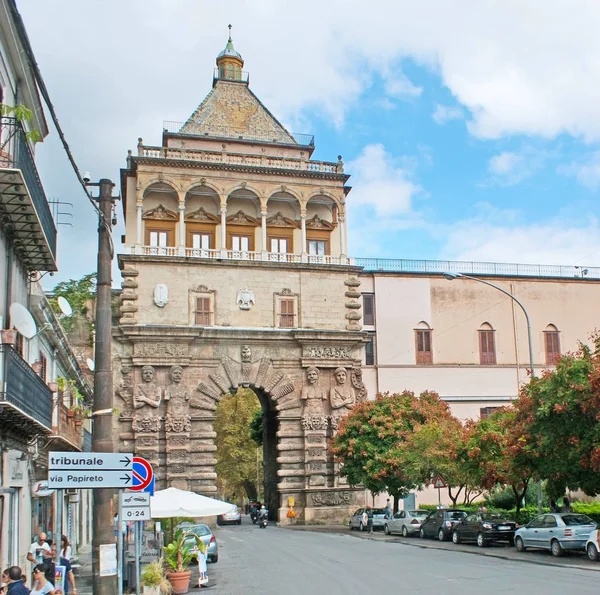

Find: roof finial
[228,24,232,42]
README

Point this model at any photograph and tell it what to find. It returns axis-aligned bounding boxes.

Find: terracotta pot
[1,329,17,345]
[167,571,191,595]
[66,409,75,418]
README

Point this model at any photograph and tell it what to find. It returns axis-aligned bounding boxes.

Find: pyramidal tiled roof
[179,80,296,145]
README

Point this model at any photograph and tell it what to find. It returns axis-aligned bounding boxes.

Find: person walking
[562,497,571,513]
[29,565,54,595]
[366,507,374,534]
[550,499,558,513]
[27,535,51,566]
[384,499,392,520]
[59,536,72,562]
[4,567,30,595]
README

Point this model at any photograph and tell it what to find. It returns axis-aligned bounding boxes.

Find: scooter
[251,510,258,524]
[259,516,268,528]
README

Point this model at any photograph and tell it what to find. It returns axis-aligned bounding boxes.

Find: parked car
[384,510,429,537]
[514,513,597,557]
[349,508,389,531]
[585,529,600,561]
[182,523,219,563]
[217,505,242,525]
[452,513,516,547]
[420,509,468,541]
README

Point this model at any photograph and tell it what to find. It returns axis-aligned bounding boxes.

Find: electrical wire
[9,0,102,218]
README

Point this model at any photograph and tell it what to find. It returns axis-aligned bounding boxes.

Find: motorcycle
[251,510,258,524]
[259,516,268,528]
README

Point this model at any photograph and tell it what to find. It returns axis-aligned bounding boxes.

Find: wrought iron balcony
[213,67,250,84]
[0,344,53,432]
[0,116,57,271]
[50,403,84,451]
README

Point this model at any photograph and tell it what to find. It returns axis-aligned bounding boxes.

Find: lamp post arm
[460,275,535,379]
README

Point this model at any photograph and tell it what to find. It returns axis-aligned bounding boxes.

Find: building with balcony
[0,0,91,570]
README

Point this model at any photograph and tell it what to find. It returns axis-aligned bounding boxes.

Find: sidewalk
[73,544,93,595]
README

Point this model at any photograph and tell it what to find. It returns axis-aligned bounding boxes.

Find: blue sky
[15,0,600,286]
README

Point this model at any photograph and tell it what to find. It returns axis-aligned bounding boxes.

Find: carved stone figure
[329,367,355,421]
[237,288,255,310]
[116,365,133,418]
[132,365,161,433]
[164,365,191,432]
[301,367,327,419]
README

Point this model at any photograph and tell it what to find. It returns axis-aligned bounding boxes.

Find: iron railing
[355,258,600,280]
[0,344,53,429]
[213,68,250,83]
[0,117,57,258]
[163,121,315,147]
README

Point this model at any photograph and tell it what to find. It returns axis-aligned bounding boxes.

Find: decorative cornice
[185,206,219,223]
[266,212,299,228]
[142,204,178,220]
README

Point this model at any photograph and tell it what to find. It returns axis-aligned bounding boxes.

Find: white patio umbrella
[150,487,236,518]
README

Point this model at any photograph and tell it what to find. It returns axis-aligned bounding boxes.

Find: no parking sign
[129,456,155,495]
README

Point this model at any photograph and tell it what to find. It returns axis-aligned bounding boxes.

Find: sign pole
[135,521,141,595]
[437,487,441,507]
[118,489,124,595]
[55,489,63,565]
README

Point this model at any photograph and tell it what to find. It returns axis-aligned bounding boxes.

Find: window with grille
[363,294,375,326]
[415,329,432,364]
[279,298,295,328]
[39,351,48,382]
[480,406,500,419]
[545,330,561,365]
[365,334,376,365]
[479,330,496,364]
[195,297,212,326]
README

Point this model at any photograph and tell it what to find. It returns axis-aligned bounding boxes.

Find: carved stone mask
[241,345,251,363]
[335,369,347,385]
[141,366,155,383]
[307,368,319,385]
[170,366,183,383]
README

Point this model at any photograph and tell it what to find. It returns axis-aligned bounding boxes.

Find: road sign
[48,452,133,471]
[130,456,154,492]
[48,470,133,489]
[433,475,447,489]
[120,491,151,520]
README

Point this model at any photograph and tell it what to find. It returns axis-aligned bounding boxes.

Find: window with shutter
[363,294,375,326]
[39,352,48,382]
[479,330,496,365]
[195,297,212,326]
[415,329,432,364]
[480,406,500,419]
[15,330,24,357]
[365,334,376,365]
[545,330,561,364]
[279,298,295,328]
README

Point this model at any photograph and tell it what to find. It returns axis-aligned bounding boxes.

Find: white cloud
[439,204,600,266]
[560,152,600,189]
[346,144,422,217]
[384,74,423,98]
[486,147,547,186]
[432,104,464,124]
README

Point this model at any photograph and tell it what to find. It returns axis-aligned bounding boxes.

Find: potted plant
[164,529,204,595]
[141,559,171,595]
[0,329,17,345]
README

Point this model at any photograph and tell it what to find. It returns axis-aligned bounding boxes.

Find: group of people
[0,533,77,595]
[361,499,394,534]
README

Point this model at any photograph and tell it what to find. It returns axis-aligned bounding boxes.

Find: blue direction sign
[49,452,133,471]
[48,452,134,488]
[48,470,132,489]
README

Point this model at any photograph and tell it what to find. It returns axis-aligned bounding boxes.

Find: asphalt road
[206,520,599,594]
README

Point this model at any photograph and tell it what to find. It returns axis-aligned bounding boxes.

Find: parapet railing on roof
[355,258,600,279]
[136,139,341,173]
[162,121,315,147]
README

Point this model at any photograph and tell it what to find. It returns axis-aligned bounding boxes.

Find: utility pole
[89,178,117,594]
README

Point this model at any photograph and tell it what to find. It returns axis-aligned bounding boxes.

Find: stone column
[178,203,186,255]
[300,212,307,254]
[339,214,346,257]
[136,202,143,248]
[261,210,268,256]
[220,206,227,251]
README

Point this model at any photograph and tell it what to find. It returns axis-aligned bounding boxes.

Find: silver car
[515,513,596,557]
[183,523,219,563]
[384,510,429,537]
[349,508,389,531]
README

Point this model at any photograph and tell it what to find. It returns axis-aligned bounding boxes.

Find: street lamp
[443,272,542,512]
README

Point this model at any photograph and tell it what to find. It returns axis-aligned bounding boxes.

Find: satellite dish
[9,302,37,339]
[57,296,73,317]
[86,358,95,372]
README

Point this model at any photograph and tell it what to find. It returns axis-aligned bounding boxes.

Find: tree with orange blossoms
[514,340,600,497]
[463,407,534,521]
[330,391,467,511]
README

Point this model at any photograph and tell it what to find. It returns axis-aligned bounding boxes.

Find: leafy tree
[49,273,96,335]
[331,391,462,511]
[249,409,263,446]
[515,340,600,497]
[214,388,263,502]
[463,407,534,522]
